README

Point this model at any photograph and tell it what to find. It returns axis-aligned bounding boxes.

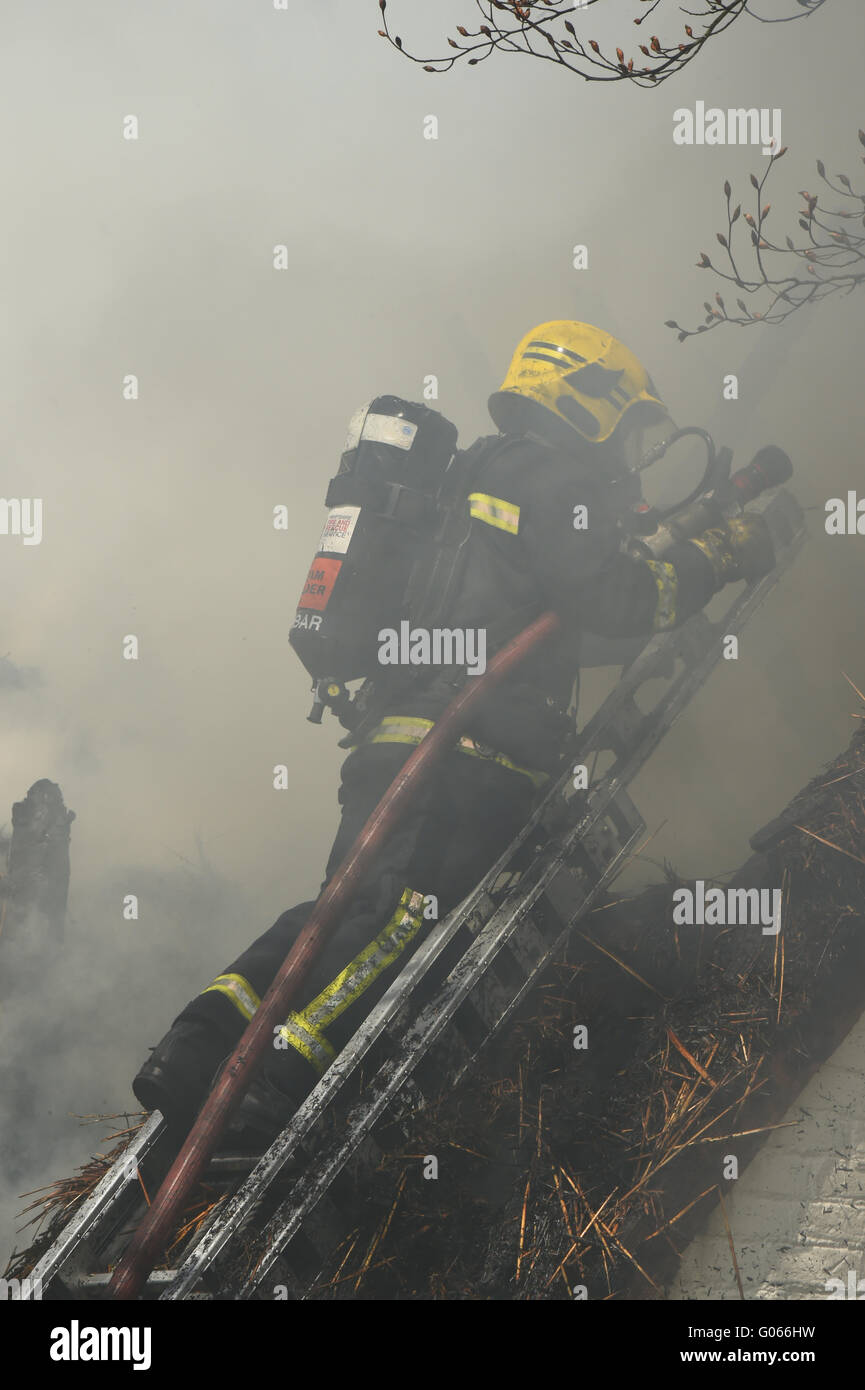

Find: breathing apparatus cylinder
[289,397,459,717]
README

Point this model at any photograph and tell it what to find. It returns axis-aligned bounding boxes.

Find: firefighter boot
[132,1020,229,1133]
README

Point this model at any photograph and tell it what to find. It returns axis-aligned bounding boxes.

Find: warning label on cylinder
[318,505,360,555]
[298,556,342,611]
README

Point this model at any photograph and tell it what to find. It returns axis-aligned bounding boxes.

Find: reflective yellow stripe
[277,1014,336,1076]
[369,716,434,747]
[304,888,426,1031]
[457,737,549,790]
[468,492,521,536]
[202,972,260,1021]
[369,715,548,789]
[278,888,426,1077]
[644,557,678,631]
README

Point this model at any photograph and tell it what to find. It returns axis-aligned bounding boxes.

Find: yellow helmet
[488,320,666,447]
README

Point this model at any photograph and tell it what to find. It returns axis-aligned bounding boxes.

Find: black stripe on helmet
[522,351,582,370]
[527,340,588,365]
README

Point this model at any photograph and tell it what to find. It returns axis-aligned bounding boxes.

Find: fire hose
[106,437,792,1298]
[107,610,561,1299]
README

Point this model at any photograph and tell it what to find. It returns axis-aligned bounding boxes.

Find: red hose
[107,610,560,1299]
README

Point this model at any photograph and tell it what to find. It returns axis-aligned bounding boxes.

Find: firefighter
[132,320,774,1142]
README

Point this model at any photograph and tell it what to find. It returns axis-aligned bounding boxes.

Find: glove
[686,513,776,588]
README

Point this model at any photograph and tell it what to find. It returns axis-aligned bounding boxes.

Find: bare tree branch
[666,128,865,340]
[375,0,826,88]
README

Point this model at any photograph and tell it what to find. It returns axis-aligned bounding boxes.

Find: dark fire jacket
[360,432,717,776]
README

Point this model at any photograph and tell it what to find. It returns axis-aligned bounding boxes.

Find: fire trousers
[178,723,544,1095]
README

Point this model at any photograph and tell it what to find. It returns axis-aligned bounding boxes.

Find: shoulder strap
[407,434,526,631]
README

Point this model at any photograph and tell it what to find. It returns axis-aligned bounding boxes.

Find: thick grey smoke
[2,0,864,1264]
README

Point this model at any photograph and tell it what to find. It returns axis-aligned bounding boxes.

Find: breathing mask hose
[628,446,792,563]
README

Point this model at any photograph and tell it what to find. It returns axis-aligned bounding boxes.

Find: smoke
[2,0,864,1264]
